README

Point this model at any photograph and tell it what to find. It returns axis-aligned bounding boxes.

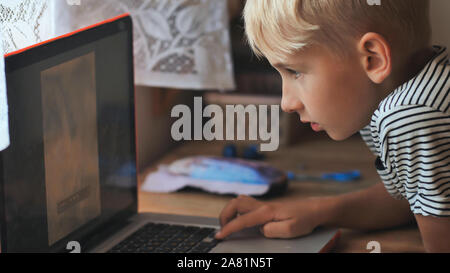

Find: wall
[430,0,450,49]
[135,86,196,171]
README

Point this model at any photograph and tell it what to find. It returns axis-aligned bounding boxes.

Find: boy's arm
[327,182,450,252]
[415,215,450,253]
[321,182,416,230]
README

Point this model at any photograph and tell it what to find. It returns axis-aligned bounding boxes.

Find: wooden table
[138,133,425,253]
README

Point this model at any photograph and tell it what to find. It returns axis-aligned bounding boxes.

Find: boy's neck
[381,46,436,100]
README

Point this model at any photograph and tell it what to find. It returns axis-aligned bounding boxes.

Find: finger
[261,219,309,239]
[215,205,274,239]
[219,195,261,227]
[219,196,256,227]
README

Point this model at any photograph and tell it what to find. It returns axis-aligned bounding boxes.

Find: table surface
[137,133,425,253]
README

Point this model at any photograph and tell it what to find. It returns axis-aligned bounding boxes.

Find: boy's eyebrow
[272,62,305,69]
[272,62,290,68]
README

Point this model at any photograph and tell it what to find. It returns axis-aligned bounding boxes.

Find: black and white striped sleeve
[375,105,450,217]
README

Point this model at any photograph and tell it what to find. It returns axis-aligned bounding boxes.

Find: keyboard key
[107,223,218,253]
[172,245,193,253]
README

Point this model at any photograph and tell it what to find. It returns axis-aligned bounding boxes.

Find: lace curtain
[0,30,8,151]
[55,0,235,90]
[0,0,235,90]
[0,0,52,53]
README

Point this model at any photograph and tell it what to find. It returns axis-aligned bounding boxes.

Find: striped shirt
[360,45,450,217]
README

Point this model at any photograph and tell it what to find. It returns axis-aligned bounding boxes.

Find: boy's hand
[215,195,324,240]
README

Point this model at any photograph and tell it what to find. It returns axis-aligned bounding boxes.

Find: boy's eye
[286,68,302,79]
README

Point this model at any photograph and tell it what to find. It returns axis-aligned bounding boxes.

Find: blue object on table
[222,144,265,160]
[286,170,361,182]
[321,170,361,181]
[189,158,270,185]
[158,156,288,197]
[242,145,265,160]
[223,144,237,158]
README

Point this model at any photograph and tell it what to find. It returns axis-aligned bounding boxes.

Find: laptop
[0,14,340,253]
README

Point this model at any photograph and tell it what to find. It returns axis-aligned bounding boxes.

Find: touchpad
[211,227,339,253]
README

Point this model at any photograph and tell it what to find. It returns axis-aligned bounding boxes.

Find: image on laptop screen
[41,52,101,246]
[1,15,137,253]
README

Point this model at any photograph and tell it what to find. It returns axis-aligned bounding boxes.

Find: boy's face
[268,45,379,141]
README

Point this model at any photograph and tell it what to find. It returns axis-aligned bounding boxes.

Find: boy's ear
[358,32,392,84]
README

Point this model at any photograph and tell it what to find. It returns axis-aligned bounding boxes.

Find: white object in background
[0,0,53,151]
[54,0,236,91]
[0,0,53,53]
[142,165,270,196]
[0,32,9,151]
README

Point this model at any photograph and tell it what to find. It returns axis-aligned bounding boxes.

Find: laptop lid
[0,14,137,253]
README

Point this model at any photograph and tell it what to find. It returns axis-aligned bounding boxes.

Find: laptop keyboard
[107,222,220,253]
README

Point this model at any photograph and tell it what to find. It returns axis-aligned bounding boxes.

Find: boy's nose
[281,92,304,114]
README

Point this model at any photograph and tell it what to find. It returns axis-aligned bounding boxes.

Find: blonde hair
[244,0,431,61]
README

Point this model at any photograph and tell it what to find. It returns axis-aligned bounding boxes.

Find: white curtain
[0,30,8,151]
[0,0,53,53]
[0,0,235,91]
[0,0,235,88]
[54,0,235,90]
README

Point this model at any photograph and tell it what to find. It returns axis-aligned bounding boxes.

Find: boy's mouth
[311,122,322,132]
[299,116,323,132]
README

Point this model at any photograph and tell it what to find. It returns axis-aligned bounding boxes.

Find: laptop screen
[1,15,137,253]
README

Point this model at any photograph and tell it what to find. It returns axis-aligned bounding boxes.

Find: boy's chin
[326,130,354,141]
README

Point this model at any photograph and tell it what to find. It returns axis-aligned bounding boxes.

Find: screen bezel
[0,14,138,253]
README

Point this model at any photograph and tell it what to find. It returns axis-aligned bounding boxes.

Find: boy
[214,0,450,252]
